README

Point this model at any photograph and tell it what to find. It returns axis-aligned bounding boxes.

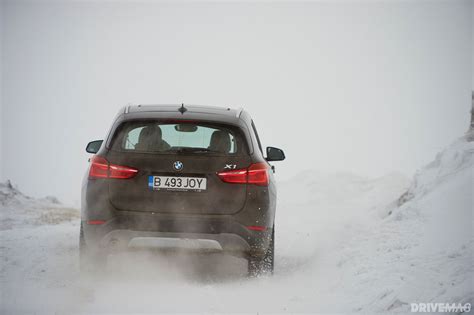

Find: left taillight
[89,155,138,179]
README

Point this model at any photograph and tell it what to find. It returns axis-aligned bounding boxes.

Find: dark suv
[81,104,285,276]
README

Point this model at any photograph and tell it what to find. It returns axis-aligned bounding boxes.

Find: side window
[251,120,264,154]
[124,126,144,149]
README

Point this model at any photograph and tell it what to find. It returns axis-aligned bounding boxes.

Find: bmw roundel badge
[173,161,184,171]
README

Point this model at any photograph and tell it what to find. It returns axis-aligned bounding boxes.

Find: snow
[0,137,472,313]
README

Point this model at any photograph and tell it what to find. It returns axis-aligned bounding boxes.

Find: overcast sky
[1,0,472,205]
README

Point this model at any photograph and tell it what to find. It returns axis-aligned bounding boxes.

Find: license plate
[148,176,207,191]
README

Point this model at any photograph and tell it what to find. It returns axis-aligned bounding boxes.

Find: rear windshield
[110,120,246,155]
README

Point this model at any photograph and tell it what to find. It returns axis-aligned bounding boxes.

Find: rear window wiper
[175,148,221,154]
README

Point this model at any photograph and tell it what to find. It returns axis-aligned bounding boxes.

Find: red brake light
[89,155,138,179]
[247,225,267,231]
[109,164,139,179]
[216,162,269,186]
[216,169,248,184]
[89,156,109,178]
[87,220,106,225]
[247,162,269,186]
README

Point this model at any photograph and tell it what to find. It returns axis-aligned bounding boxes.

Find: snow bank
[0,180,79,229]
[333,137,473,312]
[385,138,474,310]
[397,138,473,207]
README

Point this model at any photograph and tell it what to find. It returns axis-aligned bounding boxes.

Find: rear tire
[79,222,106,273]
[248,226,274,277]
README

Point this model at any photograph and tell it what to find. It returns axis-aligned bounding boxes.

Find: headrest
[135,125,163,151]
[209,130,231,153]
[138,125,162,143]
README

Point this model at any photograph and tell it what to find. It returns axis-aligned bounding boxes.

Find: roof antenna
[178,103,187,114]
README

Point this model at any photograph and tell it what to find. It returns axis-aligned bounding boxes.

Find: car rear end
[81,107,276,265]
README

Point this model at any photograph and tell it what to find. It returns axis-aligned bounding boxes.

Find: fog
[1,0,472,205]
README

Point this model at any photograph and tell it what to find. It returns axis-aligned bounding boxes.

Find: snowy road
[0,137,472,313]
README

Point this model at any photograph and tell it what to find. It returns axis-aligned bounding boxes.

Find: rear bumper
[82,213,272,257]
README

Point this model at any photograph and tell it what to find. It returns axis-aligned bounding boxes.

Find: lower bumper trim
[100,229,251,254]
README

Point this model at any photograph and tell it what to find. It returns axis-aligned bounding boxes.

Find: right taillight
[217,162,269,186]
[89,155,138,179]
[247,162,270,186]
